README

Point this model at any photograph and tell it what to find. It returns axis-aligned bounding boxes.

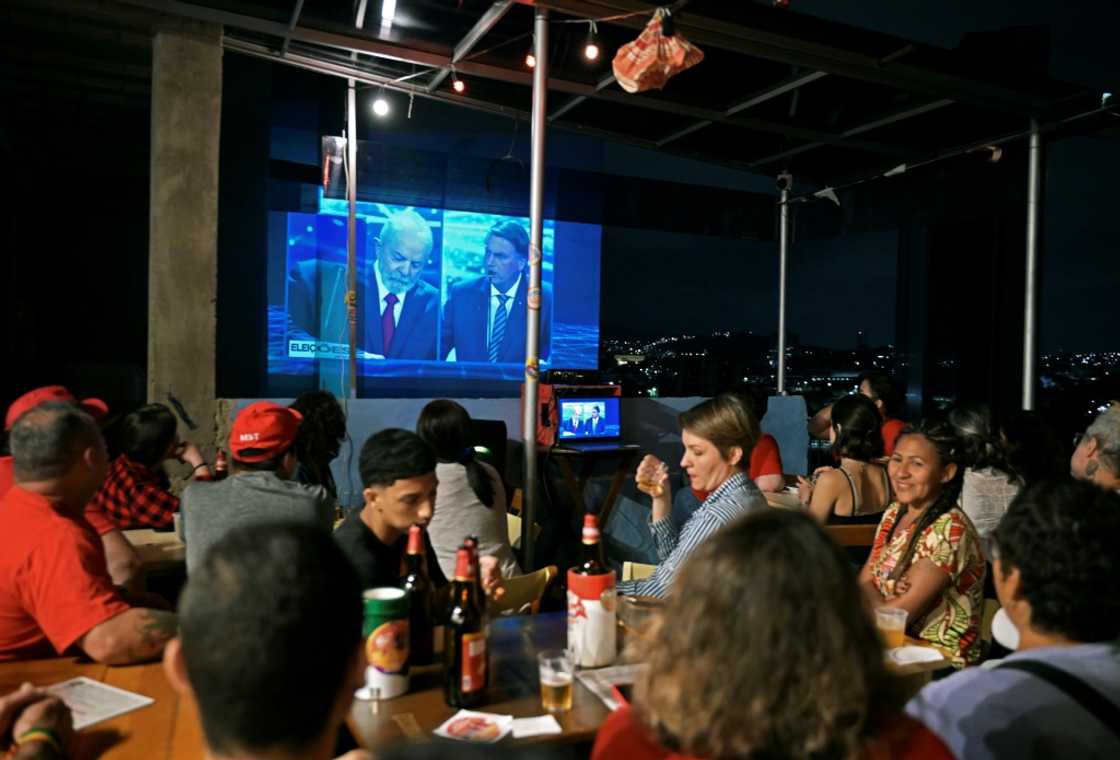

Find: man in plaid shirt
[91,404,212,529]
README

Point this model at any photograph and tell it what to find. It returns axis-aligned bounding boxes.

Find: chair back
[622,561,657,582]
[489,565,558,616]
[825,523,878,547]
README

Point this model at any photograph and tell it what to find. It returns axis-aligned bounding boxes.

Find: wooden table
[349,610,952,750]
[122,529,185,573]
[349,611,608,748]
[0,657,203,759]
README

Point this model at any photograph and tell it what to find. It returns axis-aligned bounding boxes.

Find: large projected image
[266,198,601,392]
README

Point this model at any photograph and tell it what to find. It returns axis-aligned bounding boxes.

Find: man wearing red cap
[180,402,335,572]
[1,386,143,592]
[0,403,176,663]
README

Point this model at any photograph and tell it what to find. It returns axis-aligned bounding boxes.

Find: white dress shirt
[488,273,521,342]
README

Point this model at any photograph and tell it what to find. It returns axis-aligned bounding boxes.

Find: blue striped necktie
[489,293,510,362]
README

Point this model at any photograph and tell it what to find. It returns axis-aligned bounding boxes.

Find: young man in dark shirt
[334,429,502,598]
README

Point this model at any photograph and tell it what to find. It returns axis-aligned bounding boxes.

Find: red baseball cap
[5,386,110,431]
[229,402,303,462]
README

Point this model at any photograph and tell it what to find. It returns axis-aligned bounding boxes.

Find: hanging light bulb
[584,20,600,61]
[372,89,390,117]
[452,76,466,94]
[525,52,536,68]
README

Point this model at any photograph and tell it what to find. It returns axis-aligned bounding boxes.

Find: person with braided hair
[289,390,347,502]
[859,419,986,668]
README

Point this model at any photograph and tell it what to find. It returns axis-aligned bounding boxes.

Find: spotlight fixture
[372,88,390,117]
[525,52,536,68]
[584,20,600,61]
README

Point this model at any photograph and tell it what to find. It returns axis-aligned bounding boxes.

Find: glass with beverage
[538,650,574,713]
[875,607,908,649]
[636,456,669,498]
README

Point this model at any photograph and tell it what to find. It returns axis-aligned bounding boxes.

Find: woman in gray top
[416,400,520,579]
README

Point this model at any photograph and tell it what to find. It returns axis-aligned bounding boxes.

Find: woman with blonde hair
[617,393,767,599]
[593,509,952,760]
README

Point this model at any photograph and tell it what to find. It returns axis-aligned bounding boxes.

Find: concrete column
[148,23,222,458]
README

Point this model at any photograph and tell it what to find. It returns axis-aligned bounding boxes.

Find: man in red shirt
[1,386,142,592]
[0,403,176,663]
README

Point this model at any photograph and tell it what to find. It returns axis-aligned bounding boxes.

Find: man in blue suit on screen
[586,405,606,436]
[441,220,551,363]
[286,210,438,361]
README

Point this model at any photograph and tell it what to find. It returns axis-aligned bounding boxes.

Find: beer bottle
[443,547,487,707]
[567,513,617,667]
[463,535,487,613]
[213,449,228,481]
[401,524,435,667]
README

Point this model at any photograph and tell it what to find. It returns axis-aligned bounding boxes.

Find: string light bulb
[372,89,390,117]
[452,76,465,94]
[584,20,600,61]
[525,52,536,68]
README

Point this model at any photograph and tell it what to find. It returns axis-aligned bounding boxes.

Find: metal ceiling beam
[527,0,1051,114]
[428,0,515,93]
[280,0,305,57]
[748,98,954,168]
[548,72,614,120]
[224,35,782,179]
[116,1,906,156]
[657,69,827,147]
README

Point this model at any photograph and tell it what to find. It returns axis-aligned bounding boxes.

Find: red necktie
[381,293,399,354]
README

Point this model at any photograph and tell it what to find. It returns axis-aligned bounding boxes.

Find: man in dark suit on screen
[287,210,438,360]
[440,220,551,364]
[585,405,606,436]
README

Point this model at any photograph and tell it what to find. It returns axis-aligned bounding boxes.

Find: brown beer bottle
[568,512,617,667]
[463,535,487,613]
[577,513,609,574]
[213,449,228,481]
[443,547,487,707]
[401,524,435,667]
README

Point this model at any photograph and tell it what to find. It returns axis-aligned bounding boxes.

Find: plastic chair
[506,513,542,550]
[622,561,656,582]
[489,565,558,616]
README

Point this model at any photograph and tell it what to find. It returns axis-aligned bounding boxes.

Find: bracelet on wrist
[15,728,62,755]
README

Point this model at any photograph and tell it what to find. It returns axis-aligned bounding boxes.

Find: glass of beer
[538,650,574,713]
[636,459,668,498]
[875,607,908,649]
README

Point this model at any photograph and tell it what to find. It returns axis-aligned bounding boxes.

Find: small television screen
[557,397,619,440]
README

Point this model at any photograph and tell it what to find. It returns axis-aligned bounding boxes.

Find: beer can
[362,587,411,698]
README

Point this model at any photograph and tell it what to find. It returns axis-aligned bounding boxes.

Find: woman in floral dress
[859,418,986,668]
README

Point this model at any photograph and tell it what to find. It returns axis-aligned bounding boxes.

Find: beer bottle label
[460,632,487,693]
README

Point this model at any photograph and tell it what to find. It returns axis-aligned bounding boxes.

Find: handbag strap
[997,659,1120,740]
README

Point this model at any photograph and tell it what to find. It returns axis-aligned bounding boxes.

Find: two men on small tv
[288,213,550,365]
[560,404,607,437]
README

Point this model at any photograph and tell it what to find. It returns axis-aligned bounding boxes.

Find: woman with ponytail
[948,402,1021,548]
[859,419,986,668]
[416,400,520,579]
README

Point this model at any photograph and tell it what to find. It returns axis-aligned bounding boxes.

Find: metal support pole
[345,0,368,400]
[1022,119,1041,410]
[777,183,790,394]
[521,8,548,570]
[346,84,358,400]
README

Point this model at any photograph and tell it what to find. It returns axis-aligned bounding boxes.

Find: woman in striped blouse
[616,393,768,599]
